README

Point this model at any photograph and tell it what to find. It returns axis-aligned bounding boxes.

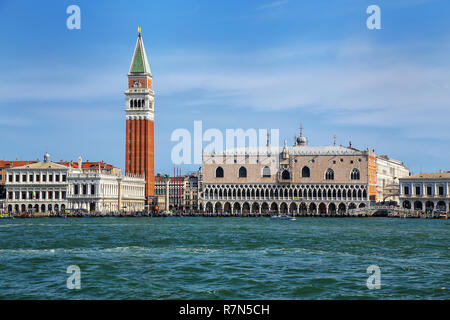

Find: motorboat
[270,214,296,221]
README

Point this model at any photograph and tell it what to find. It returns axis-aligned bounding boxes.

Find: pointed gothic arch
[325,168,334,180]
[351,168,360,180]
[301,166,310,178]
[238,166,247,178]
[215,166,224,178]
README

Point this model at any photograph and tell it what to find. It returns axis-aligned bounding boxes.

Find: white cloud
[154,40,450,139]
[1,39,448,140]
[257,1,288,10]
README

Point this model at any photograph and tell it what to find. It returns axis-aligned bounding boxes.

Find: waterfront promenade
[1,207,447,219]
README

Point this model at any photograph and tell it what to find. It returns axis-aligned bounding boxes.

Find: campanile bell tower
[125,27,155,200]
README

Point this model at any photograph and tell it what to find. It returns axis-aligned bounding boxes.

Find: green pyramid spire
[129,28,151,74]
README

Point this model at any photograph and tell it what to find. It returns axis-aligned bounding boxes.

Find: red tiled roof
[0,160,39,169]
[58,161,119,169]
[0,160,118,170]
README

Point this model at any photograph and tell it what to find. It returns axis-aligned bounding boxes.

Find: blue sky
[0,0,449,175]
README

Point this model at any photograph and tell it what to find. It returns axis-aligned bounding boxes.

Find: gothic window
[351,168,360,180]
[282,170,290,180]
[302,166,310,178]
[325,168,334,180]
[262,166,271,177]
[215,167,224,178]
[238,166,247,178]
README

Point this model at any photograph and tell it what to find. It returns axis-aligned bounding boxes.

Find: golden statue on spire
[138,26,141,34]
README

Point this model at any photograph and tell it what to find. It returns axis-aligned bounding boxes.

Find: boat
[271,214,296,221]
[439,213,448,219]
[160,210,173,217]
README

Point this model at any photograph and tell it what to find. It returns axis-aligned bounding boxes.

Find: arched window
[302,166,310,178]
[282,170,290,180]
[215,167,224,178]
[351,168,360,180]
[325,168,334,180]
[238,166,247,178]
[262,166,271,177]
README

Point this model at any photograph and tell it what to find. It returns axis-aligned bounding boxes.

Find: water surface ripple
[0,217,448,299]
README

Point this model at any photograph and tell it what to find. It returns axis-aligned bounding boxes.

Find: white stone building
[399,172,450,213]
[4,152,72,213]
[376,154,410,203]
[4,153,145,214]
[67,171,145,213]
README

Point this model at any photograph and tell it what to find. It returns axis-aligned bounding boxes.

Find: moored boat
[270,214,296,221]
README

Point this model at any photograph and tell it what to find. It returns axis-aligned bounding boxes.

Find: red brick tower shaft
[125,28,155,200]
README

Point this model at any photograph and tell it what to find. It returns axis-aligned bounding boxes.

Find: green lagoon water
[0,217,448,299]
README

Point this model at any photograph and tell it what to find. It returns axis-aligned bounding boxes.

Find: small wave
[0,248,58,254]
